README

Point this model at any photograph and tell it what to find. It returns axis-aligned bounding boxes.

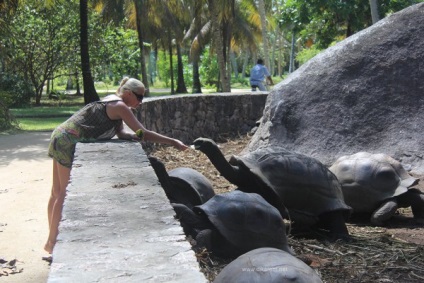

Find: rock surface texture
[246,3,424,174]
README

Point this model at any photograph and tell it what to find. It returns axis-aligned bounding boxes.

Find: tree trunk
[270,35,276,76]
[176,43,187,94]
[134,0,150,96]
[241,51,249,79]
[168,34,175,94]
[258,0,270,69]
[278,31,283,77]
[369,0,380,24]
[289,30,296,73]
[208,0,231,92]
[80,0,99,104]
[192,59,202,94]
[75,71,81,96]
[190,1,203,94]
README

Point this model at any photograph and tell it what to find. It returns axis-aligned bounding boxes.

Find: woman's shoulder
[102,94,122,102]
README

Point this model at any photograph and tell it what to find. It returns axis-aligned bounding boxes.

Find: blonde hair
[117,77,145,97]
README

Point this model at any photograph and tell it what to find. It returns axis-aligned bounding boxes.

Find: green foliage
[296,46,322,65]
[182,55,193,87]
[231,77,249,86]
[279,0,424,49]
[5,2,80,104]
[91,24,141,83]
[0,72,33,107]
[199,46,219,86]
[157,51,171,87]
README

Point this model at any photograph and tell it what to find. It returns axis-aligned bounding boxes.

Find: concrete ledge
[48,141,206,282]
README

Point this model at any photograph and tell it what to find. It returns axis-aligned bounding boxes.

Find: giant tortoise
[149,156,215,208]
[192,138,352,238]
[214,247,323,283]
[330,152,424,225]
[172,190,292,258]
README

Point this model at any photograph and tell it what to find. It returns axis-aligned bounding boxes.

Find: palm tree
[80,0,100,104]
[257,0,270,69]
[133,0,150,95]
[160,0,190,94]
[94,0,151,95]
[207,0,234,92]
[184,0,210,93]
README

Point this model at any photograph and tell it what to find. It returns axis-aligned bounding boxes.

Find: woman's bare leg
[44,160,71,254]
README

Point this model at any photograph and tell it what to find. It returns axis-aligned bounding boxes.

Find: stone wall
[136,92,268,144]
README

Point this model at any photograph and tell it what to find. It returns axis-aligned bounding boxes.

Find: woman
[44,77,188,255]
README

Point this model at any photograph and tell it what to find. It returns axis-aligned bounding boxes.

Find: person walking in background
[44,77,188,258]
[250,58,274,91]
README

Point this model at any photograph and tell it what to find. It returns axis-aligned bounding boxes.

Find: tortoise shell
[214,247,322,283]
[168,167,215,207]
[148,156,215,208]
[231,147,351,217]
[194,190,291,255]
[329,152,419,213]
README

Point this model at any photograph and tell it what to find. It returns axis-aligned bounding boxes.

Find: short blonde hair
[117,77,145,97]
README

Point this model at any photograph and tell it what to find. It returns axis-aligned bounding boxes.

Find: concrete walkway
[48,141,206,282]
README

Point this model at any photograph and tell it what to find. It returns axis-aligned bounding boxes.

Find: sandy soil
[0,132,52,282]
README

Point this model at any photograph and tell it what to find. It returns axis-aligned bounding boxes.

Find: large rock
[246,3,424,174]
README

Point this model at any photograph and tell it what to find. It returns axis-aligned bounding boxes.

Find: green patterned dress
[48,99,122,168]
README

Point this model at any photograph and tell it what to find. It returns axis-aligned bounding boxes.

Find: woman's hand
[173,139,189,151]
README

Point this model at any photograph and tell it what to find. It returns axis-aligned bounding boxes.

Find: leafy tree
[6,2,80,105]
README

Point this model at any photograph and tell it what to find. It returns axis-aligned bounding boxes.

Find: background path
[0,132,52,282]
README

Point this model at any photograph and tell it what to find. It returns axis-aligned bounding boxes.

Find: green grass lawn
[11,106,81,118]
[17,117,68,131]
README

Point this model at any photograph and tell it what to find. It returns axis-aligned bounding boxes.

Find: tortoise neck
[202,148,241,186]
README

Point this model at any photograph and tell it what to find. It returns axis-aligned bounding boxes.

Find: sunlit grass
[17,117,67,131]
[10,106,80,117]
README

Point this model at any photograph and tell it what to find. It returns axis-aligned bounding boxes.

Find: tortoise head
[193,137,244,186]
[193,138,219,154]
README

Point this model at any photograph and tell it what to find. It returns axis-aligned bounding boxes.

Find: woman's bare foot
[44,240,55,254]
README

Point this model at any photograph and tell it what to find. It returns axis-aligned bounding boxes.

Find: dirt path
[0,132,52,282]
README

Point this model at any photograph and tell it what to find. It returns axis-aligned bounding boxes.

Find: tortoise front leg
[371,199,398,226]
[319,211,350,239]
[398,189,424,219]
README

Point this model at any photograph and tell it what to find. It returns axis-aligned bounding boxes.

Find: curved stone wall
[136,92,268,144]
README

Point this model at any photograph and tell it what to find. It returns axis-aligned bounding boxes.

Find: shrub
[0,100,19,131]
[0,72,34,108]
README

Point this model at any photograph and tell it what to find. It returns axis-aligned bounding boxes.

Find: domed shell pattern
[231,147,351,217]
[194,190,290,255]
[168,167,215,205]
[214,247,323,283]
[329,152,419,213]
